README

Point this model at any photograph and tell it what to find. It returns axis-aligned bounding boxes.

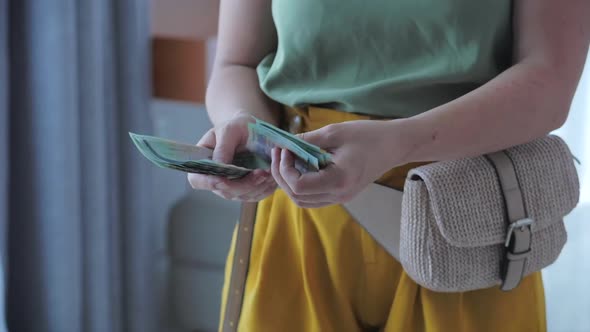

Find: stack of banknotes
[130,118,332,179]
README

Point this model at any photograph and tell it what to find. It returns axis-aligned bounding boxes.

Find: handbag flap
[406,135,579,247]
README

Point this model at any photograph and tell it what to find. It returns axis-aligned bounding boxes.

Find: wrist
[383,117,424,166]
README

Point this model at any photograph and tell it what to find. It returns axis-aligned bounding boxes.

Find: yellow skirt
[219,107,546,332]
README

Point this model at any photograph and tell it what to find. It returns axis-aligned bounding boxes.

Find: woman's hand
[271,120,409,208]
[187,112,277,202]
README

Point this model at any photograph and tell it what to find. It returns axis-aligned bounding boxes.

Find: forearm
[394,62,581,164]
[205,64,280,127]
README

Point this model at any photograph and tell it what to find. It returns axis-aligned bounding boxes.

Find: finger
[214,171,270,196]
[279,149,304,194]
[235,177,275,199]
[286,164,345,195]
[250,168,273,177]
[271,148,296,198]
[278,149,338,200]
[272,149,334,204]
[212,190,235,200]
[197,128,216,148]
[297,125,338,149]
[187,173,223,191]
[188,169,268,193]
[259,181,279,198]
[216,185,275,202]
[213,125,244,164]
[236,179,277,202]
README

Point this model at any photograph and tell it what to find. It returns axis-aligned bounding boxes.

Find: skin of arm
[205,0,280,127]
[394,0,590,164]
[186,0,280,201]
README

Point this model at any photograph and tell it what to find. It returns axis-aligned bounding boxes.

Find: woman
[188,0,589,331]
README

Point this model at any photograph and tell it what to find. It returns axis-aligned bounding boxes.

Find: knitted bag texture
[400,135,579,292]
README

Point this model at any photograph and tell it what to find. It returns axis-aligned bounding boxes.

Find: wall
[544,50,590,332]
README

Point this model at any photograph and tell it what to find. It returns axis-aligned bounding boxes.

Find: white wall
[544,49,590,332]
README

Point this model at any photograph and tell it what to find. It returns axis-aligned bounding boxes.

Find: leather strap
[221,202,258,332]
[486,151,533,291]
[343,183,404,261]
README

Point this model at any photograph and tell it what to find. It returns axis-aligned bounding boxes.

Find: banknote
[129,133,265,179]
[246,118,332,172]
[130,119,331,179]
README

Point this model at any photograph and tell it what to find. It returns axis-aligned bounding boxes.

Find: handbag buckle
[504,218,534,247]
[501,218,534,291]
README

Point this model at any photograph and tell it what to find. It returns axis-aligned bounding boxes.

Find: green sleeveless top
[257,0,513,118]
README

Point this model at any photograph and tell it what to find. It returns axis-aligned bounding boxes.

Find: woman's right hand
[187,112,277,202]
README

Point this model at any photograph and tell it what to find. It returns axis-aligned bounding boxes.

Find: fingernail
[254,176,266,185]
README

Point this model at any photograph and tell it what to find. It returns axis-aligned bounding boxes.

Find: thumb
[197,128,216,148]
[212,127,242,164]
[297,127,336,149]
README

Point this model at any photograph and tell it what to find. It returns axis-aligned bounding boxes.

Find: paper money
[129,133,267,179]
[246,118,332,172]
[130,118,332,179]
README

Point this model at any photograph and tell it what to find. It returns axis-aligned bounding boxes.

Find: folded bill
[246,118,332,172]
[130,117,332,179]
[129,133,261,179]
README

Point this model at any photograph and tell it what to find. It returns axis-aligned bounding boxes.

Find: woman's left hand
[270,119,410,208]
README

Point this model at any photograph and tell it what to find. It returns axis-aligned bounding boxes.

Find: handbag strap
[486,151,534,291]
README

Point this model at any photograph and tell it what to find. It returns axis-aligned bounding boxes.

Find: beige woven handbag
[400,135,579,292]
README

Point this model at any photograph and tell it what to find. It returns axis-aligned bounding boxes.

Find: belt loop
[288,114,303,134]
[284,106,307,134]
